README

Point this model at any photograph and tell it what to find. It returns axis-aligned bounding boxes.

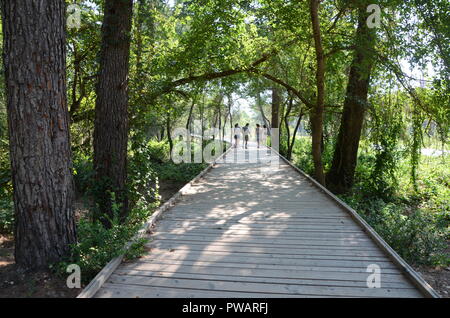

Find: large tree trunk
[326,6,376,194]
[93,0,133,225]
[309,0,326,185]
[271,87,281,129]
[1,0,76,270]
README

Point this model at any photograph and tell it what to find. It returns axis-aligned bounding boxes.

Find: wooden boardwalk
[88,145,437,298]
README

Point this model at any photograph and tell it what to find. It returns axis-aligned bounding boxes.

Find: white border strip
[77,145,232,298]
[271,147,440,298]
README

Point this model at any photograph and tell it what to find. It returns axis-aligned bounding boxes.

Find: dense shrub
[73,152,95,197]
[0,198,14,235]
[0,128,13,235]
[342,195,449,266]
[128,140,161,208]
[55,201,151,283]
[291,136,449,266]
[155,161,207,182]
[145,139,170,163]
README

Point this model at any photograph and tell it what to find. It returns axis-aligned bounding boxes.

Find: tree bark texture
[271,87,281,129]
[93,0,133,224]
[1,0,76,269]
[326,6,376,194]
[309,0,326,185]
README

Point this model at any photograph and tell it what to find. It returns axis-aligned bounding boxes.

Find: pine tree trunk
[93,0,133,225]
[309,0,326,186]
[1,0,76,270]
[326,6,376,194]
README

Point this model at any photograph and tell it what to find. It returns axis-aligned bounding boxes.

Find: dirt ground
[0,235,80,298]
[413,264,450,297]
[158,179,187,203]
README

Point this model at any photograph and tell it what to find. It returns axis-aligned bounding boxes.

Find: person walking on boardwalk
[242,123,250,149]
[256,124,261,148]
[233,123,241,148]
[262,124,269,147]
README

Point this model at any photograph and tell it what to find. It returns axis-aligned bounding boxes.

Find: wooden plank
[146,242,394,264]
[150,233,378,249]
[143,248,398,269]
[164,211,352,219]
[151,231,369,242]
[118,262,414,285]
[146,246,393,262]
[156,217,357,226]
[146,241,386,257]
[150,231,375,244]
[155,227,364,235]
[107,274,421,298]
[152,227,367,237]
[182,193,332,199]
[150,234,379,252]
[134,257,401,274]
[166,206,347,212]
[114,268,411,289]
[155,221,363,232]
[162,214,351,221]
[76,255,125,299]
[163,213,352,220]
[153,225,369,238]
[95,282,328,298]
[174,202,344,208]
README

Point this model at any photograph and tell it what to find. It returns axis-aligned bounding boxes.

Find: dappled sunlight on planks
[95,145,426,298]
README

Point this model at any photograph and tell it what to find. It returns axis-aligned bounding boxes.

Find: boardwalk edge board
[270,147,440,298]
[77,145,232,298]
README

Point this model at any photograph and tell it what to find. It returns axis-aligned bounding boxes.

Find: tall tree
[271,87,281,130]
[309,0,326,185]
[326,4,377,194]
[1,0,76,269]
[94,0,133,225]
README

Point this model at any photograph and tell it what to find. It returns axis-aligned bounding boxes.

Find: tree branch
[249,68,314,109]
[151,38,298,99]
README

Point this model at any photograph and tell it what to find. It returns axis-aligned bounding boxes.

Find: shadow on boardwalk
[94,145,425,298]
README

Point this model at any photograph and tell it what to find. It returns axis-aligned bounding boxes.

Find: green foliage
[155,161,207,182]
[72,152,95,196]
[342,195,449,266]
[343,150,449,266]
[0,198,14,235]
[140,139,170,164]
[56,201,151,283]
[292,134,449,266]
[0,107,13,235]
[365,96,404,199]
[128,140,161,209]
[291,136,334,176]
